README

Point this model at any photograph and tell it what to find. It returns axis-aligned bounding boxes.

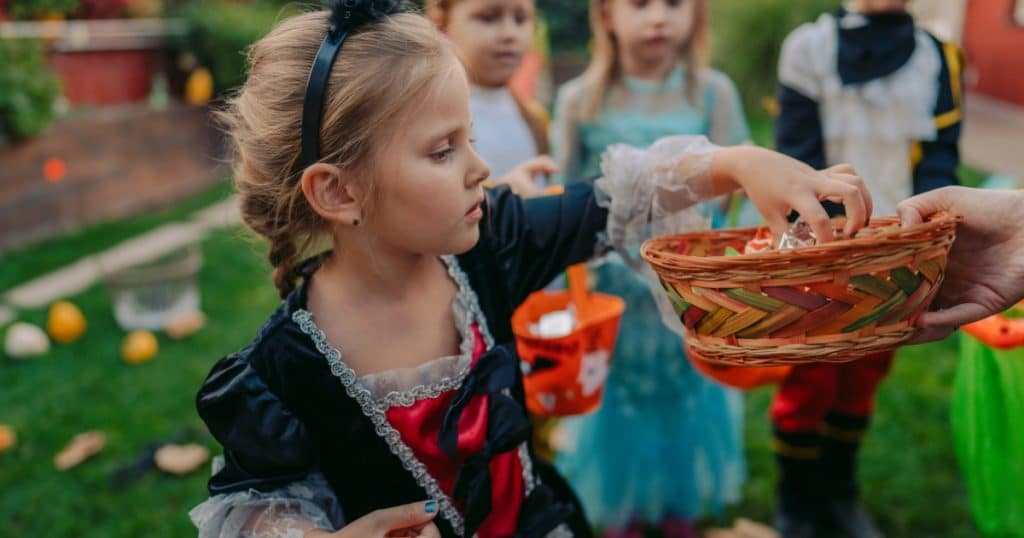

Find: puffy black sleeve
[197,352,317,495]
[483,183,608,307]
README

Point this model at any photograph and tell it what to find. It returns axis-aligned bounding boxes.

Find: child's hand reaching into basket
[709,146,873,243]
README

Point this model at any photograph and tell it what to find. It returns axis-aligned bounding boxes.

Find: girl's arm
[192,354,341,536]
[481,136,872,309]
[548,81,585,185]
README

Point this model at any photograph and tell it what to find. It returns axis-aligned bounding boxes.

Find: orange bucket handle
[567,264,589,323]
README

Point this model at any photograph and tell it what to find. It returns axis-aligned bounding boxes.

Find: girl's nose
[648,2,669,24]
[467,145,491,187]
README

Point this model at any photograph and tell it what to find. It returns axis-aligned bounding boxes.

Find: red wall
[963,0,1024,106]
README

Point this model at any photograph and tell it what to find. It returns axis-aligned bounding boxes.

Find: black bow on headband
[300,0,407,169]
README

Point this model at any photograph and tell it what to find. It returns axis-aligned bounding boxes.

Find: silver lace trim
[375,366,472,408]
[293,256,547,537]
[374,267,478,407]
[293,308,467,536]
[441,256,544,520]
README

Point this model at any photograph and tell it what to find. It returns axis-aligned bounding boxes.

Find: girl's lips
[494,51,522,65]
[466,197,484,218]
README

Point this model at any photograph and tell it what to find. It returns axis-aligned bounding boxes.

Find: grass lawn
[0,227,277,537]
[0,129,985,535]
[0,181,234,293]
[1,227,978,537]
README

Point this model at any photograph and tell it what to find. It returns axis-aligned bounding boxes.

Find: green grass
[0,134,987,535]
[0,181,234,293]
[1,223,980,536]
[724,337,976,536]
[0,227,278,537]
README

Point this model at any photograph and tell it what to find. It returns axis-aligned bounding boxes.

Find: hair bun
[327,0,407,35]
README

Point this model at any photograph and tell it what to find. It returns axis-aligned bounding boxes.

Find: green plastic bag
[953,334,1024,537]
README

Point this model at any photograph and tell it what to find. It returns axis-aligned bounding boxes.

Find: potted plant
[0,38,61,148]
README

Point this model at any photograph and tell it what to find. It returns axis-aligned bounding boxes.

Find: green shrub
[172,1,299,94]
[711,0,840,111]
[7,0,78,19]
[539,0,590,54]
[0,38,62,148]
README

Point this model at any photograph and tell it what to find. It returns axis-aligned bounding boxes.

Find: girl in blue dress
[550,1,751,535]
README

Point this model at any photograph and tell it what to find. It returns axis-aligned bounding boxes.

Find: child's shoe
[826,497,883,538]
[658,516,698,538]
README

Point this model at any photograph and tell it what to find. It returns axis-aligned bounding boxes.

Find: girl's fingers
[370,501,439,533]
[818,179,866,238]
[824,163,857,175]
[792,195,835,242]
[829,172,873,221]
[763,210,792,247]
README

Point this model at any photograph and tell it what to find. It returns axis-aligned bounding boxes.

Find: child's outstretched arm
[710,146,872,241]
[597,136,872,268]
[478,135,872,314]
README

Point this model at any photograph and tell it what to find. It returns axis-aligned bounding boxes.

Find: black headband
[300,0,405,169]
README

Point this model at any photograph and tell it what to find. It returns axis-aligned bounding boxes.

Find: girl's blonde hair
[579,0,709,121]
[218,10,460,298]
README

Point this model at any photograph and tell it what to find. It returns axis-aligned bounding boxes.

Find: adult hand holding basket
[642,214,959,365]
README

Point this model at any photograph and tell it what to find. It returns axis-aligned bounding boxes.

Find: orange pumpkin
[962,308,1024,350]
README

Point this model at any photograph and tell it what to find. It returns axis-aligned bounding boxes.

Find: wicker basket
[641,214,958,366]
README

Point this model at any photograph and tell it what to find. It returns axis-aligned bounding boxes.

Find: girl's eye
[476,9,501,23]
[432,146,455,162]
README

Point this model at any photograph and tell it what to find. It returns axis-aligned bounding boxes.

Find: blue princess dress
[549,65,751,529]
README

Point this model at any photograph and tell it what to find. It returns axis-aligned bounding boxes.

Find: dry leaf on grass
[154,443,209,475]
[55,431,106,470]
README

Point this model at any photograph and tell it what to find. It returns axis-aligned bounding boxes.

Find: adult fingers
[897,188,955,227]
[917,303,994,329]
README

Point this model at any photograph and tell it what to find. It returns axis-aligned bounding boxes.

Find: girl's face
[367,65,491,257]
[442,0,535,87]
[603,0,695,67]
[853,0,910,13]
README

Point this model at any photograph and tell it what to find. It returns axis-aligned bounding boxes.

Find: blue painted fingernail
[425,500,438,513]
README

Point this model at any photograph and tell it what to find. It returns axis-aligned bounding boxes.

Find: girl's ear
[426,2,446,29]
[300,163,364,227]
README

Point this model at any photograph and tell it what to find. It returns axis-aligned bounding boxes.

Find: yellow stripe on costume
[933,41,965,132]
[819,423,867,443]
[772,438,821,460]
[935,108,962,130]
[943,42,964,109]
[910,141,923,168]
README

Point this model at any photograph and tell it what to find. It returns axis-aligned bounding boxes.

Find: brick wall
[0,102,226,251]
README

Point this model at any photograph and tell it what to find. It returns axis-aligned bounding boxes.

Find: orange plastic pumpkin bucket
[512,265,625,416]
[689,355,792,390]
[962,303,1024,350]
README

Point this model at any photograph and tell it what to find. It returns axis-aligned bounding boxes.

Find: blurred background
[1,0,1022,536]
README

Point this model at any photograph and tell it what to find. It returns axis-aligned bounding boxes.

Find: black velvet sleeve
[197,352,317,495]
[483,183,608,307]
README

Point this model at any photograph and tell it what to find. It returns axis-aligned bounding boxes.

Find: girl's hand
[306,501,440,538]
[492,155,560,197]
[710,146,873,243]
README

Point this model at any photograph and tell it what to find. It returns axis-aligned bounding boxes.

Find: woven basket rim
[641,213,959,269]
